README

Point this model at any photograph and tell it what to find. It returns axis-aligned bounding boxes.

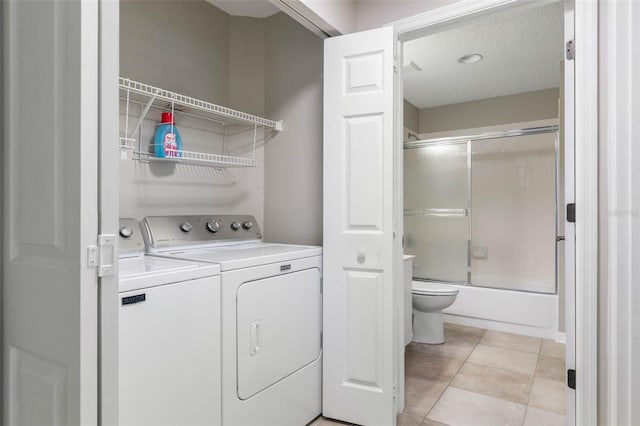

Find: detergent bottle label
[164,133,179,157]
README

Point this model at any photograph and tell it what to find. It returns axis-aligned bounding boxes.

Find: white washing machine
[117,218,222,426]
[141,215,323,426]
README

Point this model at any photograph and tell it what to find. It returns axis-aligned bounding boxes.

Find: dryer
[141,215,323,426]
[117,218,221,426]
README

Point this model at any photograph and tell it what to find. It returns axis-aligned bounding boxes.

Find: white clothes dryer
[141,215,323,426]
[117,218,221,426]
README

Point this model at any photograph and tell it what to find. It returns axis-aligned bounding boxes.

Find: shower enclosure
[404,126,559,294]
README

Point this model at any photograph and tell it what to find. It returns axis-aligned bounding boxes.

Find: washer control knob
[230,221,241,231]
[180,222,192,232]
[242,221,253,230]
[119,226,133,238]
[206,221,221,233]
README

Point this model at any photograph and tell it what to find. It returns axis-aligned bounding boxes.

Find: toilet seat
[412,281,459,296]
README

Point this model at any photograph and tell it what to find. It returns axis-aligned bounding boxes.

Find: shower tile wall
[471,133,556,293]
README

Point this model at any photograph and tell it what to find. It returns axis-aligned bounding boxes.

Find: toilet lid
[412,281,459,296]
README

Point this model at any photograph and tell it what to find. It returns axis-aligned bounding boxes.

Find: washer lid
[412,281,459,296]
[118,255,220,292]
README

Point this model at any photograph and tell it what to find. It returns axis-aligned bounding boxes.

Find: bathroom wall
[263,12,324,246]
[418,88,560,134]
[471,133,557,293]
[119,1,266,225]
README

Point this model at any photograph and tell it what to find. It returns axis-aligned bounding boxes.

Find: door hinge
[88,234,116,277]
[393,57,398,73]
[566,39,575,60]
[567,203,576,223]
[320,331,323,349]
[567,369,576,389]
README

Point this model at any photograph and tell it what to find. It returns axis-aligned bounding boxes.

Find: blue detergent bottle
[154,112,183,158]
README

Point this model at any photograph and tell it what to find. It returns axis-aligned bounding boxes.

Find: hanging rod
[403,125,559,149]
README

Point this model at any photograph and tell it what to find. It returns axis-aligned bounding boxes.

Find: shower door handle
[556,236,565,242]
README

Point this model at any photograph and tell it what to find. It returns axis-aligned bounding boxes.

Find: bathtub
[417,281,561,340]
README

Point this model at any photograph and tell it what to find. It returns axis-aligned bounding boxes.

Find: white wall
[119,1,266,225]
[403,99,419,132]
[263,12,324,246]
[418,88,560,134]
[274,0,464,36]
[355,0,462,31]
[120,0,230,104]
[300,0,357,34]
[229,17,266,116]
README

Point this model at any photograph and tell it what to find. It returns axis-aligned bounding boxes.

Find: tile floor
[311,324,566,426]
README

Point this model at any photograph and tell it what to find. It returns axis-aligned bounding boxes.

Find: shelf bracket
[129,91,158,139]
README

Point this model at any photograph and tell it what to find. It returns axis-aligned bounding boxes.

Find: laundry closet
[116,2,327,425]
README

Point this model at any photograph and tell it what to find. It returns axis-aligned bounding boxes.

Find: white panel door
[3,1,101,425]
[323,26,398,426]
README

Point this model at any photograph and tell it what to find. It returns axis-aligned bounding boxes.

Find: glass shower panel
[404,215,469,282]
[470,133,557,293]
[404,142,469,283]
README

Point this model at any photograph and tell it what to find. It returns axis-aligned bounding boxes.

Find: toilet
[412,282,459,344]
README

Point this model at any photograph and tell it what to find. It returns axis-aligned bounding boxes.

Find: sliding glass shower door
[404,141,470,283]
[403,128,558,294]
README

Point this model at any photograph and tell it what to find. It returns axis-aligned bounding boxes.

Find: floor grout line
[418,326,487,425]
[405,325,569,426]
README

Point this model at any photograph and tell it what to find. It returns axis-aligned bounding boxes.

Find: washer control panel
[141,215,262,252]
[118,218,146,258]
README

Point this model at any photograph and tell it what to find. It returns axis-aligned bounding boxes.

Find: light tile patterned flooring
[311,324,566,426]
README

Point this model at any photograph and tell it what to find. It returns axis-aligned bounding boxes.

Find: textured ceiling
[205,0,280,18]
[403,1,564,109]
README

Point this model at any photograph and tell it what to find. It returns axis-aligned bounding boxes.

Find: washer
[141,215,323,426]
[117,218,221,426]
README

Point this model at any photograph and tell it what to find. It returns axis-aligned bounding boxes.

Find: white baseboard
[555,332,566,344]
[443,314,558,339]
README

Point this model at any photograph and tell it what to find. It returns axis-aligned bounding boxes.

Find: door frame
[390,0,598,424]
[98,0,120,424]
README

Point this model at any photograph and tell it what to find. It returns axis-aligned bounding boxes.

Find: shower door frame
[403,138,471,285]
[404,125,560,294]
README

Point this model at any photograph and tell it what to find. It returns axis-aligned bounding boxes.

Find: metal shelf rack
[119,77,282,168]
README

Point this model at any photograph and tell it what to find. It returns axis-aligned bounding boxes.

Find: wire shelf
[119,137,136,150]
[119,77,283,131]
[119,77,280,169]
[136,150,256,168]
